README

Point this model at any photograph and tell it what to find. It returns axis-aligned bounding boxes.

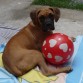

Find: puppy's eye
[48,13,54,19]
[39,15,45,22]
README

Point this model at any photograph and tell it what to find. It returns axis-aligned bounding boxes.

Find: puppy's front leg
[23,50,72,76]
[36,52,72,76]
[44,66,72,76]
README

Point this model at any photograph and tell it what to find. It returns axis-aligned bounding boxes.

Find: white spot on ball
[44,48,46,50]
[67,55,71,59]
[55,55,63,62]
[61,33,64,35]
[43,40,46,46]
[69,48,71,51]
[59,43,68,52]
[58,38,62,41]
[49,39,57,48]
[47,53,52,58]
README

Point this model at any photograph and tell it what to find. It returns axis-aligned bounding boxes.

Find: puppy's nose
[45,18,52,26]
[46,23,52,27]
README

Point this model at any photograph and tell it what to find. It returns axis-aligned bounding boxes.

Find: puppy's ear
[49,7,60,22]
[54,8,60,22]
[30,10,37,25]
[30,9,40,25]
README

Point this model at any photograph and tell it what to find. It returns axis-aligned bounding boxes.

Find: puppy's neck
[28,21,52,42]
[30,22,42,31]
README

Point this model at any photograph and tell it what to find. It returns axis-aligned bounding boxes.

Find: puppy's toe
[71,37,76,42]
[65,66,73,73]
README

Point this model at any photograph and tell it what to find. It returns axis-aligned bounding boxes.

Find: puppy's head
[30,7,60,32]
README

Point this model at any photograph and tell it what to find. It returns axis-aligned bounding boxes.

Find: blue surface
[0,43,6,53]
[66,36,83,83]
[0,68,19,83]
[0,36,83,83]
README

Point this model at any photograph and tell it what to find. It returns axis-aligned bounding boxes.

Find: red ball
[42,33,74,65]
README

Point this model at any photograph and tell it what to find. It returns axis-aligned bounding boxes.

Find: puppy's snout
[46,22,54,30]
[46,19,54,29]
[46,22,52,27]
[46,19,53,26]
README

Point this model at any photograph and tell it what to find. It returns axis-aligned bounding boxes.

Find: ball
[42,33,74,65]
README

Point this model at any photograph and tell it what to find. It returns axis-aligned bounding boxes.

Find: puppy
[2,7,72,77]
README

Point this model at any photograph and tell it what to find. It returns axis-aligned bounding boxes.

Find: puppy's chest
[31,31,51,50]
[35,41,42,51]
[34,38,44,51]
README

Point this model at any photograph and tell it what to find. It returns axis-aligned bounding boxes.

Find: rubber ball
[42,33,74,65]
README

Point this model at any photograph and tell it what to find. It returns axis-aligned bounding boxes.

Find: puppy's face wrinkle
[38,13,55,32]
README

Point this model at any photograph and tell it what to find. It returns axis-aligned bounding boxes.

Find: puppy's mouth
[39,17,55,32]
[43,26,55,32]
[42,23,55,32]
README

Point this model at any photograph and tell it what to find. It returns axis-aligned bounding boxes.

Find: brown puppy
[2,7,72,77]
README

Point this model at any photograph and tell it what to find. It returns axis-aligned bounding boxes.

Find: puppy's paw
[70,37,76,42]
[64,66,73,73]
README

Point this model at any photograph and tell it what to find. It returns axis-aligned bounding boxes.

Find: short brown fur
[2,7,72,77]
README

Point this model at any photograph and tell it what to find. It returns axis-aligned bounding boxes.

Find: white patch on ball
[49,39,57,48]
[59,43,68,52]
[55,55,63,62]
[47,53,52,58]
[43,40,46,46]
